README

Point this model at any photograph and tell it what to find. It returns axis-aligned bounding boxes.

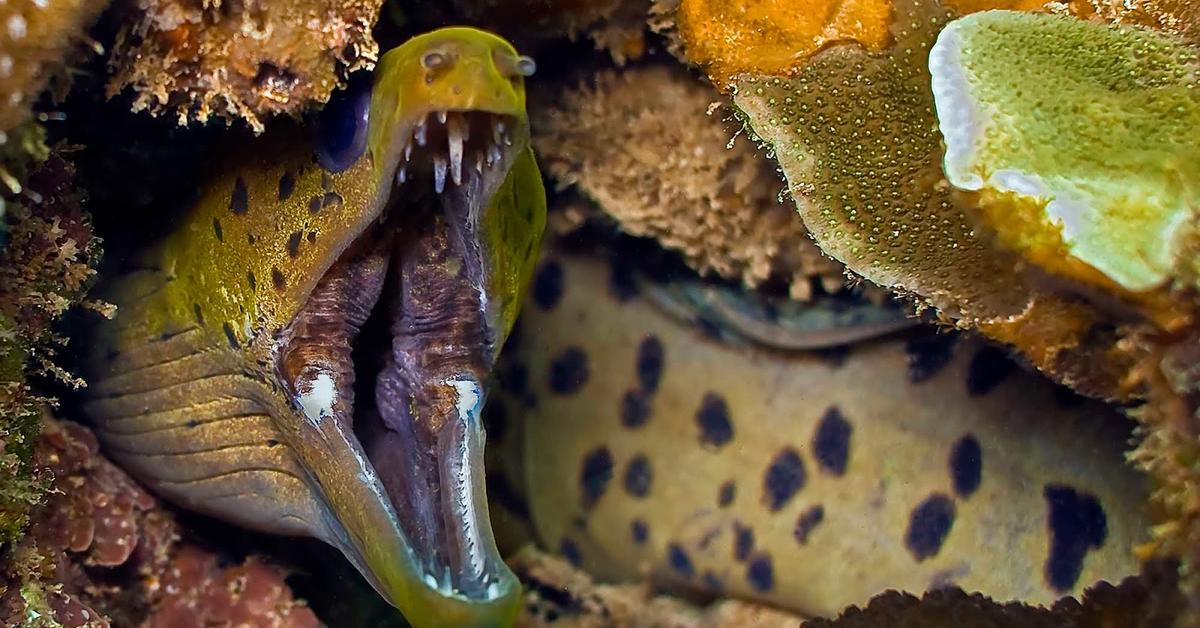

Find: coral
[0,0,109,138]
[533,65,844,301]
[0,417,320,627]
[1062,0,1200,45]
[0,154,100,546]
[675,0,894,88]
[107,0,384,133]
[802,561,1183,627]
[929,11,1200,312]
[449,0,651,64]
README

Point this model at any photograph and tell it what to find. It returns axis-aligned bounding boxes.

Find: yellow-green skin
[82,28,545,628]
[490,247,1148,619]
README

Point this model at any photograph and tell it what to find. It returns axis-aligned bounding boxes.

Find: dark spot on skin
[746,555,774,592]
[287,231,302,258]
[905,494,956,561]
[904,331,959,383]
[702,571,723,591]
[813,345,851,368]
[246,271,256,291]
[579,447,613,509]
[482,402,507,442]
[230,177,249,214]
[949,435,983,498]
[186,419,199,428]
[794,505,825,545]
[212,218,223,242]
[631,519,649,544]
[278,172,295,200]
[499,362,528,397]
[307,231,317,244]
[247,233,256,245]
[636,336,664,393]
[532,260,564,310]
[696,393,734,448]
[272,267,286,291]
[623,454,652,498]
[559,538,582,567]
[733,522,754,562]
[266,439,281,448]
[1044,485,1107,592]
[308,195,323,214]
[620,389,651,429]
[192,304,204,326]
[222,322,239,349]
[813,406,852,476]
[549,347,589,395]
[763,448,806,512]
[609,254,638,301]
[322,191,343,209]
[967,346,1015,396]
[718,481,736,508]
[667,543,695,579]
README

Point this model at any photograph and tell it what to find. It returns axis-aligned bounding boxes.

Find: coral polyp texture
[450,0,652,64]
[107,0,383,132]
[930,11,1200,309]
[0,418,320,627]
[533,65,844,299]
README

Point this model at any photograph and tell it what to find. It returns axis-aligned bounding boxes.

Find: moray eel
[489,244,1148,619]
[81,28,546,628]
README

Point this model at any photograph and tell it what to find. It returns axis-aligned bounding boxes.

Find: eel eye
[422,51,448,70]
[314,73,372,173]
[515,55,536,77]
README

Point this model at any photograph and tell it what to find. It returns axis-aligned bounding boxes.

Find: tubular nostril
[515,55,536,77]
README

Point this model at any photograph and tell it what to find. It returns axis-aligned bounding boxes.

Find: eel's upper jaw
[278,107,528,627]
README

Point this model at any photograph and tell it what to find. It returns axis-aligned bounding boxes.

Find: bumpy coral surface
[930,11,1200,307]
[107,0,383,132]
[0,417,319,627]
[534,65,843,300]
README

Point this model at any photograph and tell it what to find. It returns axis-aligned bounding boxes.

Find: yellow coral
[533,65,843,300]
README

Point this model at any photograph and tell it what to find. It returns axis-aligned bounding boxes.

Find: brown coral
[450,0,651,64]
[107,0,383,132]
[1,417,320,627]
[533,64,843,300]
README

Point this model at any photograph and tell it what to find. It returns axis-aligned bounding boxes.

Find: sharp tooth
[434,155,447,194]
[488,144,502,167]
[447,114,465,186]
[404,143,412,162]
[415,119,427,146]
[503,134,512,146]
[437,110,447,124]
[396,167,406,184]
[493,121,504,145]
[424,573,438,589]
[474,150,483,174]
[486,581,500,600]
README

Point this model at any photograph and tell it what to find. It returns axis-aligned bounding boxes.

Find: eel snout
[277,106,526,626]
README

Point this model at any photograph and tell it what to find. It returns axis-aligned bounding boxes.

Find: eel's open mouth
[277,109,522,604]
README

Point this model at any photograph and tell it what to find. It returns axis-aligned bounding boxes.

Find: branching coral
[449,0,651,64]
[533,65,844,300]
[0,155,100,546]
[107,0,383,133]
[0,418,320,627]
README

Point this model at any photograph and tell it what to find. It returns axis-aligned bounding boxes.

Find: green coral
[930,10,1200,292]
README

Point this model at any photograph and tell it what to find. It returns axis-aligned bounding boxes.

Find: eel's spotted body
[489,244,1148,619]
[81,28,546,628]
